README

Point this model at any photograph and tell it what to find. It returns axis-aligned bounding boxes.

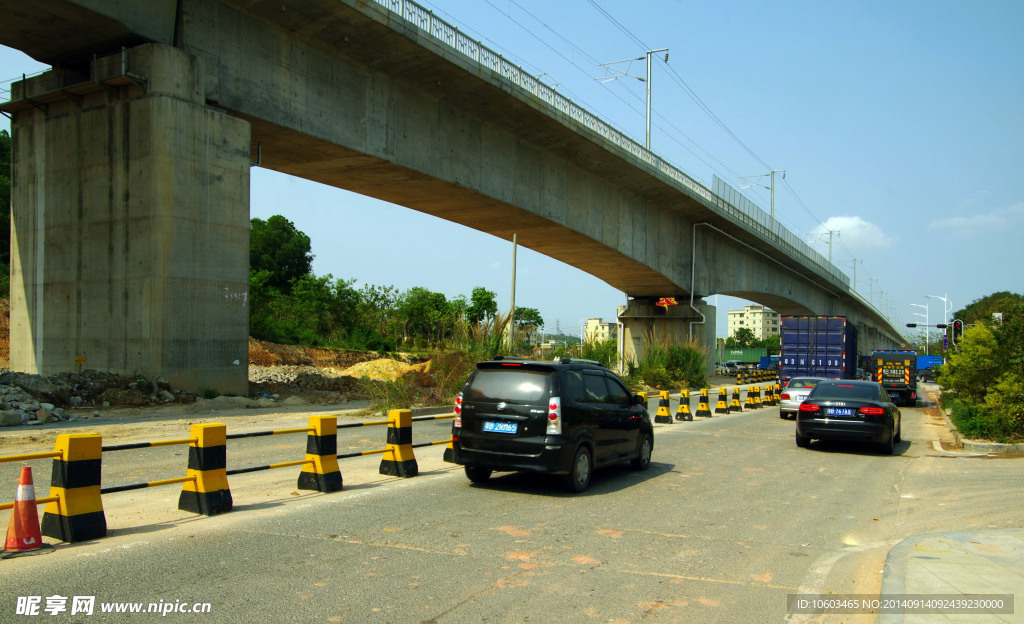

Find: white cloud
[807,216,894,254]
[927,203,1024,234]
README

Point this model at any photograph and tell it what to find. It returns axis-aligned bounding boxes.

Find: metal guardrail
[368,0,852,291]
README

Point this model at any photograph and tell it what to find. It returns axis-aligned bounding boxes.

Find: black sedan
[795,380,902,454]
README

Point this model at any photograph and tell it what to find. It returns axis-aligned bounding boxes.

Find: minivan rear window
[467,369,551,402]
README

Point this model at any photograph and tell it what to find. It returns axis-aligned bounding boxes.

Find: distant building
[584,318,618,343]
[727,305,780,341]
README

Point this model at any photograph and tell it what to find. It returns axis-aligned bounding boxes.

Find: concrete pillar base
[9,44,251,394]
[617,298,717,375]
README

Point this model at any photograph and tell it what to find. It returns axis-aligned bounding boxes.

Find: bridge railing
[368,0,851,290]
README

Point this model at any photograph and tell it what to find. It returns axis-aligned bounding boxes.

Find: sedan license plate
[825,407,854,417]
[483,420,518,434]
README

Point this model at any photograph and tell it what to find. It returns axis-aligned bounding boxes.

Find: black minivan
[446,357,653,492]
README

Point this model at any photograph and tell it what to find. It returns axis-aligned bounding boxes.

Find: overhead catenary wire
[426,0,847,277]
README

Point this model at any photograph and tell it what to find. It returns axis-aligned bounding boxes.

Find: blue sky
[2,0,1021,340]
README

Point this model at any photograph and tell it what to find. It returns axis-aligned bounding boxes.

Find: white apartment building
[727,305,780,340]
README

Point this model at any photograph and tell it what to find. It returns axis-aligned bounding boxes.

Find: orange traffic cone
[4,467,44,553]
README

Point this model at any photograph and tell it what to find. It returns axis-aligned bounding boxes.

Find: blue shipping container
[780,316,858,382]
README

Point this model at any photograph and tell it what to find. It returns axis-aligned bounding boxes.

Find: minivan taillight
[546,397,561,435]
[454,393,463,428]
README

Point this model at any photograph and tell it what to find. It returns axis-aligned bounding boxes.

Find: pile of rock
[248,365,362,401]
[0,370,197,427]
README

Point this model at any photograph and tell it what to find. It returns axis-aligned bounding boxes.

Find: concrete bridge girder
[0,0,906,390]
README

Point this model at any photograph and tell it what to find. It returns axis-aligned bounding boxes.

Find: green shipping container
[718,347,767,364]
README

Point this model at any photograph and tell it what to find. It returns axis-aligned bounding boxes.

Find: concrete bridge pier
[618,298,717,374]
[8,44,251,394]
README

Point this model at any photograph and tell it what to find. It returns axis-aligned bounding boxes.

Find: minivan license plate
[825,407,854,417]
[483,420,518,434]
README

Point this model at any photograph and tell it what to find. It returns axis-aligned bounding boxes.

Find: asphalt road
[2,387,1022,623]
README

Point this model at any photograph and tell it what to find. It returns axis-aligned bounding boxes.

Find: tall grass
[360,312,514,414]
[626,330,708,390]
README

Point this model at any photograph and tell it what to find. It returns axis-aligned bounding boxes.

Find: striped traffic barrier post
[714,388,730,415]
[675,390,693,421]
[41,434,107,543]
[655,391,672,424]
[297,415,342,493]
[178,423,232,516]
[752,385,763,409]
[379,409,418,477]
[695,388,712,418]
[731,387,743,412]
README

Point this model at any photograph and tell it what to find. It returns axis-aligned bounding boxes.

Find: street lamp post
[910,303,929,355]
[926,294,952,347]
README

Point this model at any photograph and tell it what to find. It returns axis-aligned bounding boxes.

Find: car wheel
[879,431,895,455]
[631,434,653,471]
[795,431,811,448]
[562,446,592,493]
[464,466,492,483]
[894,415,902,443]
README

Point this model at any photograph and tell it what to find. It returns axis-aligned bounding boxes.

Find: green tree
[514,306,544,331]
[398,287,449,342]
[357,284,401,342]
[467,287,497,324]
[731,327,757,348]
[250,216,313,294]
[940,324,1001,404]
[952,291,1024,327]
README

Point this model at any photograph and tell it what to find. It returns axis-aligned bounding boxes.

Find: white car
[779,377,826,420]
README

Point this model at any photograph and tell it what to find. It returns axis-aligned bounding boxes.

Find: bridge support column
[9,44,251,394]
[618,299,716,375]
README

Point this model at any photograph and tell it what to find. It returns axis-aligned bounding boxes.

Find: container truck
[916,355,944,382]
[872,349,918,406]
[779,316,858,384]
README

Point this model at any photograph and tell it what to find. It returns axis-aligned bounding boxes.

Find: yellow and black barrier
[715,388,730,415]
[41,434,107,543]
[751,386,763,409]
[379,409,419,477]
[695,388,712,418]
[298,416,342,492]
[2,410,457,542]
[675,390,693,421]
[731,387,743,412]
[655,391,672,424]
[178,424,232,516]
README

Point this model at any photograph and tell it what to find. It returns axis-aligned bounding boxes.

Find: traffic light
[951,319,964,346]
[906,323,917,328]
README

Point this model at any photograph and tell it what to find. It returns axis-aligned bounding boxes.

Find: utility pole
[740,169,785,220]
[644,48,668,150]
[509,234,517,349]
[597,48,668,150]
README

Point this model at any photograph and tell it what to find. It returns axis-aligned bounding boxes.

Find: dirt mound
[340,358,430,382]
[248,337,384,368]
